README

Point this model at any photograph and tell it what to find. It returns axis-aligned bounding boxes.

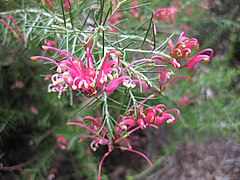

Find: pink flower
[152,56,193,92]
[153,6,177,23]
[198,1,210,10]
[157,67,174,84]
[104,76,131,92]
[64,0,72,12]
[129,0,139,18]
[31,47,130,97]
[67,115,152,180]
[178,95,188,106]
[56,134,68,150]
[44,39,55,47]
[120,102,180,130]
[108,12,122,32]
[183,48,214,69]
[175,92,194,107]
[12,81,24,89]
[41,0,53,9]
[168,32,199,61]
[185,7,194,15]
[30,105,39,114]
[164,32,214,69]
[180,23,189,32]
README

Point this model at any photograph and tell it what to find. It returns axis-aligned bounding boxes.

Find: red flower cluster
[31,43,151,98]
[153,32,214,69]
[153,6,177,23]
[67,97,179,178]
[117,98,180,131]
[67,114,153,180]
[168,32,214,69]
[31,46,131,97]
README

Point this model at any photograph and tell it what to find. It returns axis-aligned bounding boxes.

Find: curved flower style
[67,115,152,180]
[151,57,193,93]
[31,46,130,97]
[183,48,214,69]
[0,15,24,42]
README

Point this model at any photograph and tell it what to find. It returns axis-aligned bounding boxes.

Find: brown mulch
[144,137,240,180]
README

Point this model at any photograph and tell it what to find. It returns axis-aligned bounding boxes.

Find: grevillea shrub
[0,1,214,179]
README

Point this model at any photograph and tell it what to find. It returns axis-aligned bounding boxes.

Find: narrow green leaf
[81,10,92,31]
[60,0,67,28]
[102,30,105,56]
[117,2,151,12]
[124,92,132,115]
[99,0,105,25]
[102,5,113,26]
[122,41,134,51]
[108,97,127,108]
[68,0,74,29]
[71,97,100,116]
[134,18,150,31]
[103,36,121,51]
[93,10,100,26]
[141,13,153,48]
[155,33,175,51]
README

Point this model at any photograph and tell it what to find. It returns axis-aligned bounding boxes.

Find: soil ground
[107,136,240,180]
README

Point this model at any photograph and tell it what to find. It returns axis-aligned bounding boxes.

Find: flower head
[154,32,214,69]
[56,134,68,150]
[67,114,152,180]
[153,6,177,23]
[168,32,199,62]
[31,46,130,97]
[129,0,139,18]
[44,39,55,47]
[64,0,72,12]
[120,102,180,130]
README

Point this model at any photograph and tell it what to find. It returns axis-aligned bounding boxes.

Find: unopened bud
[42,45,49,50]
[114,51,122,56]
[166,119,173,124]
[84,35,94,50]
[31,56,38,61]
[203,58,209,64]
